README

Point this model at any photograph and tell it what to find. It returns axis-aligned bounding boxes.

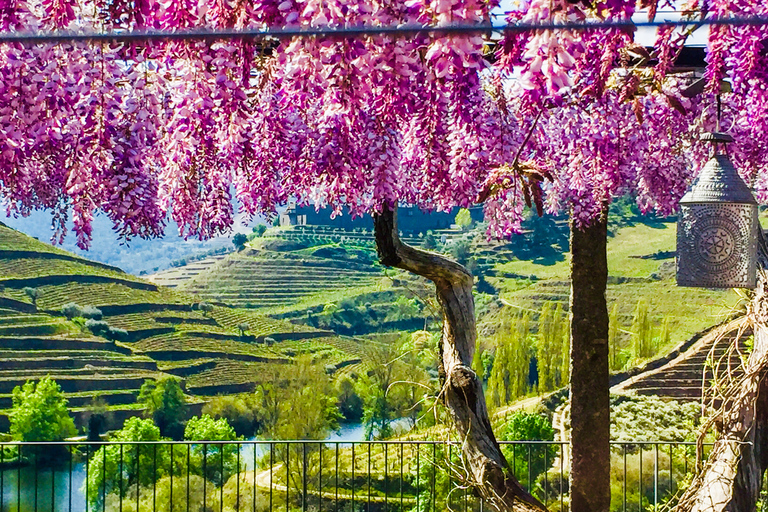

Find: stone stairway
[612,317,749,401]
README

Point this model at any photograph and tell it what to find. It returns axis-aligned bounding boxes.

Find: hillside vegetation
[160,216,739,366]
[147,210,742,402]
[0,222,371,430]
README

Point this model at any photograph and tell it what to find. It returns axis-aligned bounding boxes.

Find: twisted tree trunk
[569,214,611,512]
[675,231,768,512]
[373,204,547,512]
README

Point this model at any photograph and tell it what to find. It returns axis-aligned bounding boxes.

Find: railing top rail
[0,439,713,446]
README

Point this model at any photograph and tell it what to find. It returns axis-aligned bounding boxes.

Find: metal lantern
[676,132,758,289]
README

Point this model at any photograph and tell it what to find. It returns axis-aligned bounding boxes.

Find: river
[0,419,413,511]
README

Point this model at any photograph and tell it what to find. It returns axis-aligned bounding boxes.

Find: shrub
[22,287,40,306]
[105,327,129,342]
[81,306,103,320]
[202,396,257,437]
[610,395,700,442]
[499,412,556,487]
[61,302,83,319]
[232,233,248,251]
[85,319,109,335]
[199,302,214,317]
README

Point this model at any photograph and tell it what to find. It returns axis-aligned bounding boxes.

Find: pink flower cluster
[0,0,764,246]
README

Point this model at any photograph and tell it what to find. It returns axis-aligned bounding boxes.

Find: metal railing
[0,440,709,512]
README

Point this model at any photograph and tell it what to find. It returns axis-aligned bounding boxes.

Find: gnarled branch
[373,204,547,512]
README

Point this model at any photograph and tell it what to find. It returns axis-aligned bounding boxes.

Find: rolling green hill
[0,222,372,431]
[157,220,741,373]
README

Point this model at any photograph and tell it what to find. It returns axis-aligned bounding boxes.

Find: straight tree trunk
[373,204,547,512]
[675,232,768,512]
[569,213,611,512]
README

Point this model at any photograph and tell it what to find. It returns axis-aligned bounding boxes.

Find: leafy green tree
[445,237,471,265]
[488,312,533,408]
[105,326,129,342]
[488,330,510,408]
[389,296,420,321]
[537,302,558,392]
[10,377,76,445]
[356,340,426,439]
[252,224,267,237]
[499,412,556,488]
[336,376,364,422]
[232,233,247,251]
[454,208,473,229]
[85,417,166,507]
[202,395,257,437]
[252,358,339,440]
[85,318,109,335]
[185,415,240,486]
[138,378,187,439]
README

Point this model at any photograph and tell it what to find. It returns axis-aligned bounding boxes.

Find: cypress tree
[659,316,671,351]
[608,303,620,370]
[537,302,555,392]
[511,312,531,399]
[557,303,570,386]
[472,344,485,385]
[487,317,509,408]
[631,299,653,359]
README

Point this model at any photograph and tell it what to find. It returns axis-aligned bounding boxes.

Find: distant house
[279,201,483,233]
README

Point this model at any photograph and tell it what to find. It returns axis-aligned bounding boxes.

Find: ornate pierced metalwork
[677,204,757,288]
[676,132,758,289]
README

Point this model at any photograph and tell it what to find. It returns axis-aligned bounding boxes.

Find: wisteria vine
[0,0,766,247]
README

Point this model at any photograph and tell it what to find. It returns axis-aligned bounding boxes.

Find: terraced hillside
[0,222,369,430]
[485,221,739,358]
[613,317,747,401]
[147,255,227,288]
[176,237,388,309]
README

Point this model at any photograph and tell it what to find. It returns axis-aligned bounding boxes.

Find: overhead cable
[0,15,765,44]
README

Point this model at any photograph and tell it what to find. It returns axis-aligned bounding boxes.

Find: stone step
[632,387,703,398]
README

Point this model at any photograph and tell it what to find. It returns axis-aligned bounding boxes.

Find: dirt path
[247,463,417,505]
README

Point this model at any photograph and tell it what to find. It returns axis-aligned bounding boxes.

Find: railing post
[654,443,659,509]
[623,444,627,512]
[302,443,307,512]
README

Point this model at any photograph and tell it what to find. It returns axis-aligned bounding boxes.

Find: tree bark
[569,213,611,512]
[675,231,768,512]
[373,204,547,512]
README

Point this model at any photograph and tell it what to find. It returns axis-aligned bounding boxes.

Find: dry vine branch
[675,229,768,512]
[373,204,547,512]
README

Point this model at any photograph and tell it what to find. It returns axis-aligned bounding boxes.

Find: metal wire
[0,15,766,45]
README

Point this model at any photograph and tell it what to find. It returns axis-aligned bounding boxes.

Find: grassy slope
[0,224,372,428]
[162,221,738,362]
[489,220,739,358]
